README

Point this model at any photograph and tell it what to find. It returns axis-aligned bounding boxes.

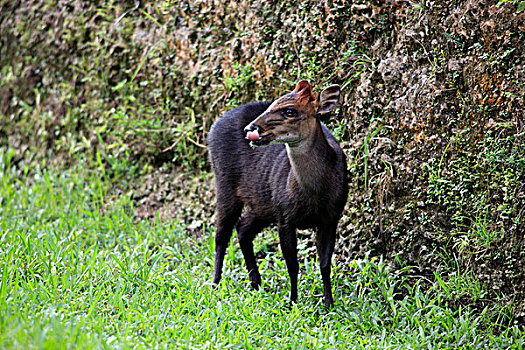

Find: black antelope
[207,80,348,308]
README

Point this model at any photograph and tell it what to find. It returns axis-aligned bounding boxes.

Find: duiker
[207,80,348,308]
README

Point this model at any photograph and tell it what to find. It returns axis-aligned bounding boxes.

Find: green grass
[0,151,523,349]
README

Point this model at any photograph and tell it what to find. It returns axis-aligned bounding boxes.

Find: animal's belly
[293,207,327,230]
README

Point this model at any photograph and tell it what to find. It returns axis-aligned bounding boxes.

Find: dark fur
[207,101,348,307]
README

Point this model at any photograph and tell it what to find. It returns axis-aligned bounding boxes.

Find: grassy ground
[0,151,523,349]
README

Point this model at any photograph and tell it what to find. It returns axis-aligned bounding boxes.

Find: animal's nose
[244,123,258,134]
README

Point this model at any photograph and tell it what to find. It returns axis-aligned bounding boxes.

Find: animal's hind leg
[212,198,242,285]
[236,214,267,289]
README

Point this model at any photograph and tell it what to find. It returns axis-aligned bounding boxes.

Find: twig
[162,130,189,152]
[137,128,173,133]
[186,136,207,149]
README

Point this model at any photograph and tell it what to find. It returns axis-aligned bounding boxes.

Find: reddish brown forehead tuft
[293,80,311,93]
[265,81,320,113]
[294,81,317,106]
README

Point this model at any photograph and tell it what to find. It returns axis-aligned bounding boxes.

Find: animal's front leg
[316,223,337,308]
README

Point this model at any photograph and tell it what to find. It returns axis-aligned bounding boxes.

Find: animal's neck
[285,120,334,193]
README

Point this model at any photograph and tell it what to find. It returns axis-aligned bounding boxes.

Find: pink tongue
[246,130,261,141]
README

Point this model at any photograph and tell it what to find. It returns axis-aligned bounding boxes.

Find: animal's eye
[281,108,297,118]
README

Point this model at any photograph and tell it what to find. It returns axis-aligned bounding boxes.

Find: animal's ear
[316,85,340,115]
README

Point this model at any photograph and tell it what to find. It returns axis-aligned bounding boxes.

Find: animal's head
[244,80,340,147]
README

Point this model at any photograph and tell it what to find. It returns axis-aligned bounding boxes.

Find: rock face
[342,1,524,316]
[1,1,524,315]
